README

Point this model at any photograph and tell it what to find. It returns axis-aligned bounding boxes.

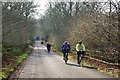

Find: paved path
[14,41,113,78]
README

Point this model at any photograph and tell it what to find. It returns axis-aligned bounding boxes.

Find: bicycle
[78,51,85,67]
[79,54,83,66]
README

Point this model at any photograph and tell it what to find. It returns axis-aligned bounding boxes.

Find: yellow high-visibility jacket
[76,43,85,51]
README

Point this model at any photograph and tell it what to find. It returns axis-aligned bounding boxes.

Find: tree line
[2,2,38,68]
[2,2,37,47]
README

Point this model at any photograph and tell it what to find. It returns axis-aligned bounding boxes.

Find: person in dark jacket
[46,42,51,53]
[62,41,71,60]
[36,36,39,41]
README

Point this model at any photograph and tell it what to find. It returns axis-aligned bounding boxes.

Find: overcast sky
[33,0,49,19]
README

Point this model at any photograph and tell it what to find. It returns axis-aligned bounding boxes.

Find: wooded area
[2,2,36,47]
[39,1,120,64]
[2,2,37,78]
[1,1,120,79]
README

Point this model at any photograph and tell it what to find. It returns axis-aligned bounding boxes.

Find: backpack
[47,43,51,48]
[63,44,70,50]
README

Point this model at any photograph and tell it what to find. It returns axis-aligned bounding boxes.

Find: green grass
[2,67,14,72]
[68,56,73,60]
[1,50,30,79]
[17,51,30,63]
[0,72,6,79]
[12,48,21,55]
[3,47,21,56]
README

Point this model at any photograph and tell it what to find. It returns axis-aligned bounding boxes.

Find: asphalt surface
[14,41,113,78]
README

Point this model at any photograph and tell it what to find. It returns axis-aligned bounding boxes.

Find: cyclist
[62,41,71,62]
[76,40,85,67]
[46,42,51,53]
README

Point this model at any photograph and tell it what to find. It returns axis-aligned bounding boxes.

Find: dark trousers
[77,51,85,64]
[62,49,69,60]
[47,48,51,52]
[63,52,68,60]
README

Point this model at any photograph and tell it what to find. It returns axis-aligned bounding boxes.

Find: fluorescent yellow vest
[76,44,85,51]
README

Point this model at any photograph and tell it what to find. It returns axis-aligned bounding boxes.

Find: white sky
[33,0,49,19]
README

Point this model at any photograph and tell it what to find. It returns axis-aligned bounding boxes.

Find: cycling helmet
[64,41,68,44]
[78,40,82,44]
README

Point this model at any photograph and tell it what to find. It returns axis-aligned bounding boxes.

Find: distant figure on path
[36,36,39,41]
[46,42,51,53]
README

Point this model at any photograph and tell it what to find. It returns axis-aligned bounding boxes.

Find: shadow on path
[66,63,97,69]
[66,63,79,67]
[83,65,97,69]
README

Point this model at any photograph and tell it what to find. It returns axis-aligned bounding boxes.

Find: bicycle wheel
[79,56,82,64]
[79,55,84,67]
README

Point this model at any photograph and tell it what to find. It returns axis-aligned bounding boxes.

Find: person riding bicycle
[62,41,71,61]
[46,42,51,53]
[76,40,85,67]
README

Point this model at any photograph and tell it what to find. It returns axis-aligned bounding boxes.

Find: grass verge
[1,50,30,79]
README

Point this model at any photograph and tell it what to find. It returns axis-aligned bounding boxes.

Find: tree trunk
[118,2,120,64]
